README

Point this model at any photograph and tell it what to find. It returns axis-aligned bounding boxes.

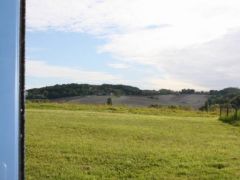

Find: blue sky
[27,31,115,74]
[26,30,161,89]
[26,0,240,90]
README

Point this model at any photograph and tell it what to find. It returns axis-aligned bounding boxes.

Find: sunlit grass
[26,101,217,117]
[26,103,240,179]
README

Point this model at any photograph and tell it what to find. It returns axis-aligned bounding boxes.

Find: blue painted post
[0,0,24,179]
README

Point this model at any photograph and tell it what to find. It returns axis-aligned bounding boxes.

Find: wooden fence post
[227,105,229,117]
[235,108,238,120]
[220,105,222,118]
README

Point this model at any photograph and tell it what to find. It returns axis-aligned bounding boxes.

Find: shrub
[220,111,240,125]
[107,97,113,106]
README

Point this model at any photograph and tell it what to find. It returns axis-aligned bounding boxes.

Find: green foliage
[231,96,240,109]
[158,89,175,95]
[26,83,210,100]
[180,89,195,94]
[106,97,112,105]
[26,103,240,179]
[27,84,142,99]
[220,111,240,126]
[200,88,240,111]
[219,96,240,125]
[208,88,240,105]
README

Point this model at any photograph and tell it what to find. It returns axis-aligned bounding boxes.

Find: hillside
[26,83,203,100]
[208,87,240,105]
[27,84,239,109]
[54,94,209,109]
[27,84,143,99]
[26,83,211,108]
[198,87,240,110]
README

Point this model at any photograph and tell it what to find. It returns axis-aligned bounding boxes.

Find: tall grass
[220,110,240,126]
[26,101,217,117]
[26,103,240,179]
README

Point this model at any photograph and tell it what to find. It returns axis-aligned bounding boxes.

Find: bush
[107,97,113,105]
[220,111,240,125]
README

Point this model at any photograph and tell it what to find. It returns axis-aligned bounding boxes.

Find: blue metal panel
[0,0,21,179]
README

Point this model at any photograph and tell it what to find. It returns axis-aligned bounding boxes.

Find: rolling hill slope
[53,94,209,109]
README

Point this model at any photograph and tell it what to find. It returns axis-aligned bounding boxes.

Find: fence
[220,104,240,122]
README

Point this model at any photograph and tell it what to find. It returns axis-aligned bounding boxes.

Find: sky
[26,0,240,90]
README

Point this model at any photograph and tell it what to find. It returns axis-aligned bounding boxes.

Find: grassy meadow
[26,102,240,179]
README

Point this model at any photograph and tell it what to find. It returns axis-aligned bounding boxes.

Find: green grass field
[26,103,240,179]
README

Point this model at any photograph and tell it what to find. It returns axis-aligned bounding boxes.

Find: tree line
[200,88,240,122]
[203,88,240,107]
[26,83,208,100]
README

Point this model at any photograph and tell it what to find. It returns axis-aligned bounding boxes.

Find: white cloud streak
[26,60,121,84]
[146,78,207,91]
[107,63,129,69]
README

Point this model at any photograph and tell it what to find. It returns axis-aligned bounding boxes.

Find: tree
[231,96,240,108]
[231,96,240,119]
[107,97,112,105]
[180,89,195,94]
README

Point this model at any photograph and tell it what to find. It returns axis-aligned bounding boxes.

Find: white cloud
[26,60,121,84]
[146,78,207,91]
[27,0,240,89]
[27,0,240,42]
[107,63,129,69]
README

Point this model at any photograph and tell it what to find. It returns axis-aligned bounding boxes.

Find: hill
[53,94,209,109]
[27,84,239,109]
[198,88,240,110]
[27,84,210,108]
[26,83,205,100]
[27,84,143,99]
[208,87,240,105]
